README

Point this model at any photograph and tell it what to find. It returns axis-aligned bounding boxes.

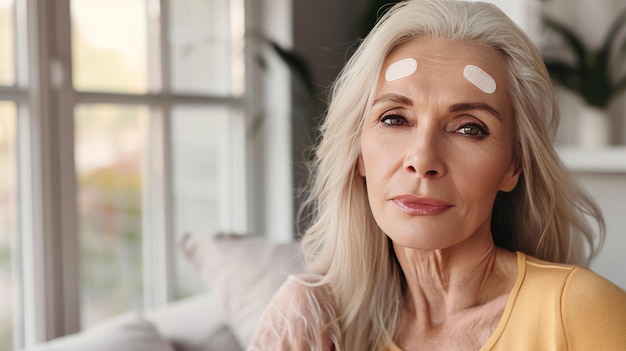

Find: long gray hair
[300,1,605,349]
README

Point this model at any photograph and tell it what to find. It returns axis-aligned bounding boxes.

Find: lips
[390,195,452,215]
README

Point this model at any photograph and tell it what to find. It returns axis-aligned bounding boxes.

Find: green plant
[249,1,402,146]
[358,0,403,39]
[249,34,321,155]
[542,9,626,108]
[249,34,317,104]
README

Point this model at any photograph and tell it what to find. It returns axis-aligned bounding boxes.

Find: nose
[402,131,446,178]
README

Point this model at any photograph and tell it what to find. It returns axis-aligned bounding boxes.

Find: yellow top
[388,252,626,351]
[249,252,625,351]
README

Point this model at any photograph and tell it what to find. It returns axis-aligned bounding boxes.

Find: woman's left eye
[456,123,489,137]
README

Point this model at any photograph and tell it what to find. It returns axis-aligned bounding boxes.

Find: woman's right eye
[380,114,408,126]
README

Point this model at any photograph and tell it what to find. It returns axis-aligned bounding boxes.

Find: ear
[357,155,366,177]
[499,163,521,192]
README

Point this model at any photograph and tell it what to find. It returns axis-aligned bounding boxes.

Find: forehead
[378,37,512,113]
[384,37,506,76]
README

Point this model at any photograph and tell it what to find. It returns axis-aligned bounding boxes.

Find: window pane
[71,0,148,93]
[75,104,147,327]
[0,101,18,350]
[169,0,243,96]
[0,0,15,86]
[171,105,231,297]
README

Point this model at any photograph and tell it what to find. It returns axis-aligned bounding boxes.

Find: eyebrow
[372,93,414,107]
[449,102,503,121]
[372,94,503,121]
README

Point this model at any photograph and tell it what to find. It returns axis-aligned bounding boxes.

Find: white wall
[578,173,626,289]
[541,0,626,288]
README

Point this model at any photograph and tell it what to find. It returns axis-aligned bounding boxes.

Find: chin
[386,231,461,251]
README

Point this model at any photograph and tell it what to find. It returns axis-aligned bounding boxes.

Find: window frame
[1,0,280,348]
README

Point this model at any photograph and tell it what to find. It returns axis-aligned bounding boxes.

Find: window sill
[557,146,626,173]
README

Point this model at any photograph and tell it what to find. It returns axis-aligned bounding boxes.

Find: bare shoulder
[249,274,340,351]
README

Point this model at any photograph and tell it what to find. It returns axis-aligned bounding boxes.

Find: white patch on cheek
[463,65,496,94]
[385,58,418,82]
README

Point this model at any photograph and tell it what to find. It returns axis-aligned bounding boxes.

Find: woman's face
[358,37,520,250]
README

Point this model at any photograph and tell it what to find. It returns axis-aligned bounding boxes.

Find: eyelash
[456,123,490,138]
[380,113,409,127]
[378,113,490,139]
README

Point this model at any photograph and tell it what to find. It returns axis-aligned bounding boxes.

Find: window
[75,103,149,326]
[0,101,18,351]
[0,0,250,348]
[0,0,15,86]
[0,0,25,349]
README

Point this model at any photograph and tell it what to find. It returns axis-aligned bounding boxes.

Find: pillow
[146,292,241,351]
[25,313,174,351]
[178,233,306,349]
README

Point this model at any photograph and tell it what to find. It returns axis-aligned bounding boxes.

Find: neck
[394,235,515,326]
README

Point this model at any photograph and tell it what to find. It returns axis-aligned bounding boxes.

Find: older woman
[250,1,626,350]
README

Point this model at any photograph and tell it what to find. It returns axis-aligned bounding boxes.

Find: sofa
[24,234,306,351]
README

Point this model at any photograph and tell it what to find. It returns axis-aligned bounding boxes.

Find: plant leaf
[601,9,626,54]
[543,60,584,93]
[247,111,266,140]
[616,23,626,72]
[254,54,268,72]
[358,0,402,38]
[267,41,316,97]
[543,16,587,67]
[610,76,626,103]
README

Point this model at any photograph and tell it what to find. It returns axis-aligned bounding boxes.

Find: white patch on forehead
[463,65,496,94]
[385,58,418,82]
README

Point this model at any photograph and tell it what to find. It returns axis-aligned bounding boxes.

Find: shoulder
[248,274,340,351]
[520,253,625,307]
[520,253,624,301]
[520,254,626,349]
[518,253,605,295]
[276,274,332,298]
[563,265,625,299]
[559,265,626,315]
[560,267,626,350]
[522,253,578,280]
[265,274,336,314]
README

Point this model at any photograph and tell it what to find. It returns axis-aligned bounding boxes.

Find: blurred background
[0,0,624,349]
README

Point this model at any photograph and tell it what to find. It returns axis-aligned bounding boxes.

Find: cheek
[357,154,365,177]
[455,152,512,202]
[359,136,393,200]
[359,133,399,179]
[359,133,375,177]
[359,126,406,215]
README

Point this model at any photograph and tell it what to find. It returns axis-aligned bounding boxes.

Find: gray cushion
[25,313,174,351]
[146,293,241,351]
[178,234,306,349]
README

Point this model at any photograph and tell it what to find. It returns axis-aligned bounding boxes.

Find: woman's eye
[456,123,489,137]
[380,114,408,126]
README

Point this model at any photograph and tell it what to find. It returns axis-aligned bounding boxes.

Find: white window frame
[0,0,298,348]
[245,0,294,244]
